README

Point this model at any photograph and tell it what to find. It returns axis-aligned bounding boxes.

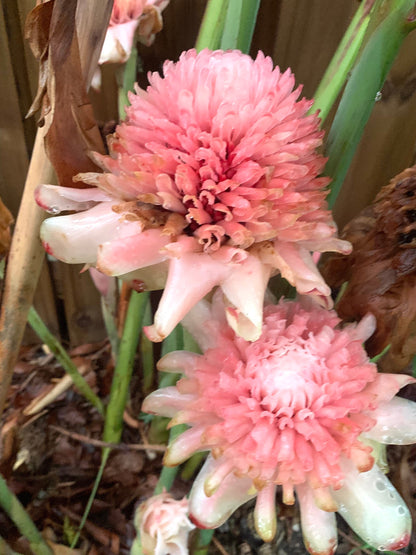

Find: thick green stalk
[195,0,230,51]
[311,0,375,123]
[325,0,416,208]
[28,306,105,416]
[103,291,149,443]
[0,474,53,555]
[118,46,138,120]
[220,0,260,53]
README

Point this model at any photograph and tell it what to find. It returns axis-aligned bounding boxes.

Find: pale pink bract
[37,49,350,342]
[99,0,169,65]
[132,493,195,555]
[143,296,416,555]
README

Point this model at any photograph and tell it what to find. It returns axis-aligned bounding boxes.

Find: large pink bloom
[37,49,350,342]
[143,296,416,555]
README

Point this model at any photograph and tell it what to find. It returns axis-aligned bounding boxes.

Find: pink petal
[164,427,206,466]
[144,252,232,342]
[221,253,271,341]
[97,229,171,275]
[267,241,332,307]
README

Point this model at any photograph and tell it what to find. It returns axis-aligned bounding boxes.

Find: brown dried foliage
[322,166,416,372]
[0,198,13,258]
[25,0,108,187]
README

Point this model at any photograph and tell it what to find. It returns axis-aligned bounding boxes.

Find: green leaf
[325,0,416,208]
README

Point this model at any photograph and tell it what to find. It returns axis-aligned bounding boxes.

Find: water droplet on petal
[375,91,382,102]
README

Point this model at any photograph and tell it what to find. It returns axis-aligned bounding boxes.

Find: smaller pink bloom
[133,493,195,555]
[99,0,169,65]
[143,295,416,555]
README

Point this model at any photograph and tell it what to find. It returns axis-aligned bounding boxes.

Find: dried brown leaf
[25,0,112,187]
[322,166,416,372]
[0,197,13,257]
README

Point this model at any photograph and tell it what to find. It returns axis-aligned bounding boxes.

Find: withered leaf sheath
[322,166,416,372]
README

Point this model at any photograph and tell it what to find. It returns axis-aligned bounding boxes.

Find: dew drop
[375,91,382,102]
[389,492,395,499]
[48,206,60,215]
[397,506,406,515]
[375,479,386,491]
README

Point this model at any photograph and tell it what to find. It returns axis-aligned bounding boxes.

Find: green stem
[70,448,110,548]
[325,0,416,208]
[154,424,187,494]
[311,0,375,123]
[220,0,260,53]
[195,0,230,51]
[118,46,138,120]
[0,474,53,555]
[71,291,148,547]
[192,529,215,555]
[104,290,149,443]
[28,306,105,416]
[141,297,154,395]
[181,452,206,481]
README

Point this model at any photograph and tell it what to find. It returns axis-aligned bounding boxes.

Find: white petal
[35,184,112,213]
[332,459,411,551]
[364,397,416,444]
[189,455,255,529]
[40,202,143,264]
[296,483,337,555]
[157,351,203,375]
[254,485,278,542]
[142,387,196,418]
[181,298,220,351]
[221,253,271,341]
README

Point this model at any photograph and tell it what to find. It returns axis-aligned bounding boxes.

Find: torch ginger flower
[37,49,351,342]
[132,493,195,555]
[99,0,169,65]
[143,296,416,554]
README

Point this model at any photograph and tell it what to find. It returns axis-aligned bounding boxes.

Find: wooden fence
[2,0,416,345]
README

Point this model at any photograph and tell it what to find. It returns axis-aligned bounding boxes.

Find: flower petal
[254,484,277,542]
[296,483,337,555]
[157,351,203,375]
[189,455,256,529]
[267,241,332,308]
[364,396,416,444]
[40,202,143,264]
[332,459,411,551]
[221,253,272,341]
[144,252,231,342]
[97,228,171,275]
[35,185,112,213]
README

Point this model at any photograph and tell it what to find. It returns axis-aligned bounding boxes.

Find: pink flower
[37,49,350,342]
[143,296,416,555]
[132,493,195,555]
[99,0,169,65]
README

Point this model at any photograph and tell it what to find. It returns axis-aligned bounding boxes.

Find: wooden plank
[0,3,30,216]
[51,262,106,346]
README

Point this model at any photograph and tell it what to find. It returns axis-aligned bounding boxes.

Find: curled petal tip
[143,324,165,343]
